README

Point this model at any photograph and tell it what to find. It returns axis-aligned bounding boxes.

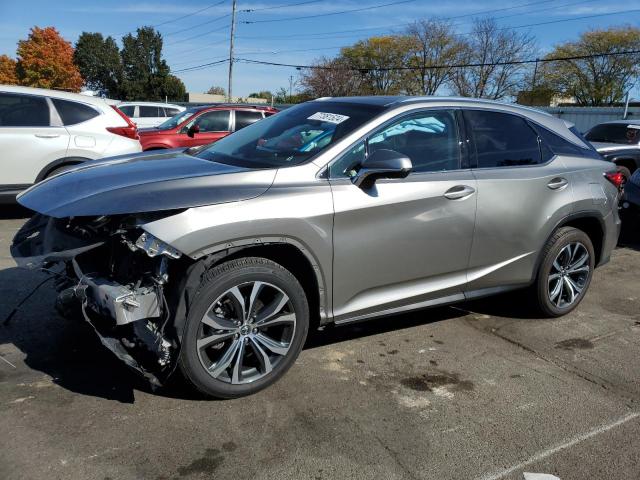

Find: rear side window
[0,92,50,127]
[235,110,263,130]
[533,124,601,161]
[165,107,181,116]
[464,110,541,168]
[139,106,162,117]
[52,99,99,126]
[119,105,135,117]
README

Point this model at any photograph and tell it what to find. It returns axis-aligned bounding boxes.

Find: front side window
[235,110,263,130]
[0,92,50,127]
[330,110,460,178]
[52,99,99,125]
[585,123,640,145]
[190,110,230,132]
[193,102,384,168]
[464,110,541,168]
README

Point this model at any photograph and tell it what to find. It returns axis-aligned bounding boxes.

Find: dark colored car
[585,120,640,180]
[621,169,640,217]
[138,105,278,151]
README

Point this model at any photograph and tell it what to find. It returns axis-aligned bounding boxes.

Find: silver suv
[12,96,621,398]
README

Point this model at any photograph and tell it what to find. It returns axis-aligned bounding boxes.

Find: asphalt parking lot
[0,207,639,480]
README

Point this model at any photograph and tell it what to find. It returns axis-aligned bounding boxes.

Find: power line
[241,0,418,24]
[116,0,228,36]
[235,49,640,71]
[165,24,229,46]
[173,58,228,73]
[241,0,323,13]
[164,13,231,37]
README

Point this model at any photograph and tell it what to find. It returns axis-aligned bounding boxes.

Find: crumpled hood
[17,149,277,218]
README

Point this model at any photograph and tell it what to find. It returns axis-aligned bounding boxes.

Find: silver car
[11,96,621,398]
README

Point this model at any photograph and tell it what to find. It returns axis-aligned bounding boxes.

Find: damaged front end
[11,213,185,387]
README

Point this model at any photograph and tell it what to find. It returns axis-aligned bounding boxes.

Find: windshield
[194,102,384,168]
[157,109,196,130]
[585,123,640,145]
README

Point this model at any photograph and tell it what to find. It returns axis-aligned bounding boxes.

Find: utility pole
[288,75,294,103]
[227,0,237,103]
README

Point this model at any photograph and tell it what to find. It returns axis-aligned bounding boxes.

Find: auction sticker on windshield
[307,112,350,124]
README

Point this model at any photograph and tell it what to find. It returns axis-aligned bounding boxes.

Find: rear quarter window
[533,124,602,161]
[52,99,99,126]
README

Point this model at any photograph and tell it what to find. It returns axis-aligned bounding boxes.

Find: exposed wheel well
[559,216,604,265]
[215,244,321,329]
[613,158,637,174]
[36,157,90,182]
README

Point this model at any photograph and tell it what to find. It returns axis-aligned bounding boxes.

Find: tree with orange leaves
[0,55,18,85]
[16,26,83,92]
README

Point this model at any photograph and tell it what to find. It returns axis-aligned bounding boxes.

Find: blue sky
[1,0,639,97]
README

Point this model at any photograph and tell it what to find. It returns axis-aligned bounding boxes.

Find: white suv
[0,85,142,203]
[117,102,185,128]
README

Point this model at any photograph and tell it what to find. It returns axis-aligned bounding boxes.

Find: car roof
[118,101,184,108]
[0,84,117,107]
[186,104,277,113]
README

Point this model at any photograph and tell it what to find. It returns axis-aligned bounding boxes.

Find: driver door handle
[547,177,568,190]
[35,133,60,139]
[444,185,476,200]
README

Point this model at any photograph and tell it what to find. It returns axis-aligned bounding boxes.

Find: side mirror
[352,149,412,189]
[187,124,200,138]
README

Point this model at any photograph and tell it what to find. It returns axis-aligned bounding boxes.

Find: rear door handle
[547,177,568,190]
[444,185,476,200]
[35,134,60,139]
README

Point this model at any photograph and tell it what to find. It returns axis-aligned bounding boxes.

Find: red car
[137,105,278,151]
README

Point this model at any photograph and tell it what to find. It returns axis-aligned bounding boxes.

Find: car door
[0,92,69,186]
[181,109,231,147]
[463,109,574,295]
[329,109,477,322]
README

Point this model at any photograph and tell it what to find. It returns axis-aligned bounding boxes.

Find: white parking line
[475,412,640,480]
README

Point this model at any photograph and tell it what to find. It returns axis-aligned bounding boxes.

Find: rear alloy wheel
[535,227,595,317]
[179,257,309,398]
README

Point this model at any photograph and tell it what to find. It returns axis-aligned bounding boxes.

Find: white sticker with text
[307,112,350,124]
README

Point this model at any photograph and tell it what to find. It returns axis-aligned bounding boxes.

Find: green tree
[206,85,226,95]
[248,90,273,100]
[74,32,122,97]
[163,75,187,102]
[120,26,171,101]
[538,26,640,106]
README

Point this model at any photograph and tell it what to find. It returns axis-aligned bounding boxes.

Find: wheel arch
[35,156,92,182]
[536,212,606,274]
[167,238,328,342]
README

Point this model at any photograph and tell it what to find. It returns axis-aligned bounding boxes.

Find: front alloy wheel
[179,257,309,398]
[197,281,296,385]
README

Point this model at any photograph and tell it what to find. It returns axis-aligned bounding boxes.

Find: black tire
[534,227,595,317]
[45,163,78,178]
[178,257,309,398]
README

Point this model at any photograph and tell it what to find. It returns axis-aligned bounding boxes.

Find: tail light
[107,106,139,140]
[604,171,625,190]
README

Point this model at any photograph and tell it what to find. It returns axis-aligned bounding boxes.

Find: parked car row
[0,85,277,203]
